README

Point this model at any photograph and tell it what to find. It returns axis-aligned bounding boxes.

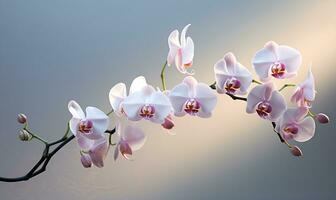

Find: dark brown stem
[0,129,115,182]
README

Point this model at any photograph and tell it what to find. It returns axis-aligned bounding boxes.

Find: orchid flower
[275,107,315,142]
[291,68,315,107]
[252,41,302,81]
[121,82,172,124]
[109,76,148,117]
[114,124,146,160]
[246,82,286,121]
[169,76,217,118]
[68,100,109,167]
[167,24,195,74]
[214,52,253,95]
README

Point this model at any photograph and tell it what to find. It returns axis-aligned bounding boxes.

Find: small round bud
[161,115,174,130]
[315,113,330,124]
[290,146,303,157]
[19,130,32,141]
[17,113,27,124]
[80,154,92,168]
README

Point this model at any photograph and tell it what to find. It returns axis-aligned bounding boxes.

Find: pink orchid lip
[78,120,93,134]
[270,62,286,78]
[184,98,201,115]
[224,77,241,94]
[256,101,272,118]
[283,124,299,135]
[139,104,155,119]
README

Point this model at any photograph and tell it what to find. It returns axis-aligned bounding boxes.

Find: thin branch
[0,129,116,182]
[209,82,247,101]
[160,61,168,91]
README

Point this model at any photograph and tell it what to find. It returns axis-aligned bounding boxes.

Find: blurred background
[0,0,335,199]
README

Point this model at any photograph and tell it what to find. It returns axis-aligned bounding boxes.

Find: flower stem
[24,128,48,144]
[22,123,48,144]
[160,61,168,91]
[106,110,114,116]
[278,83,296,92]
[62,122,70,139]
[308,109,316,117]
[252,79,262,84]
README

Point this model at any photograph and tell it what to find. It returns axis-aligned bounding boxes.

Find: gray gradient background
[0,0,335,199]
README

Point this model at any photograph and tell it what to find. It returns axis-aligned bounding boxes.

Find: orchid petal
[180,24,191,47]
[168,29,180,47]
[76,133,95,150]
[109,83,127,113]
[169,83,189,115]
[122,126,146,151]
[119,140,132,160]
[129,76,147,95]
[268,91,286,121]
[294,116,315,142]
[89,137,108,168]
[277,45,302,74]
[252,42,278,81]
[68,100,85,119]
[69,118,80,136]
[302,69,315,101]
[149,91,172,124]
[85,107,109,138]
[181,37,194,65]
[113,143,120,161]
[195,83,217,116]
[122,88,149,121]
[183,76,198,94]
[223,52,237,74]
[246,87,263,113]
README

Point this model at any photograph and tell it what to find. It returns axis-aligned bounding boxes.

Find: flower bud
[80,154,92,168]
[17,113,27,124]
[19,130,32,141]
[315,113,330,124]
[161,115,174,130]
[290,146,303,157]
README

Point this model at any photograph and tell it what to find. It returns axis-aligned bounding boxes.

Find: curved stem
[252,79,262,85]
[106,110,114,116]
[279,83,296,92]
[308,109,315,117]
[160,61,168,91]
[0,128,116,182]
[23,128,48,144]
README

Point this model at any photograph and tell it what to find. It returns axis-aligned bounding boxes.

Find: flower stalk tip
[290,146,303,157]
[17,113,27,124]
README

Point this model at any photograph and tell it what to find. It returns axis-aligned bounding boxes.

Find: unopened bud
[161,115,174,130]
[80,153,92,168]
[290,146,303,157]
[315,113,330,124]
[17,113,27,124]
[19,130,32,141]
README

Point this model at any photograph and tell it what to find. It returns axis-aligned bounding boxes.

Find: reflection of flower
[252,41,302,81]
[68,100,109,168]
[214,52,252,95]
[167,24,194,74]
[291,69,315,108]
[246,83,286,121]
[169,76,217,118]
[276,107,315,142]
[114,124,146,161]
